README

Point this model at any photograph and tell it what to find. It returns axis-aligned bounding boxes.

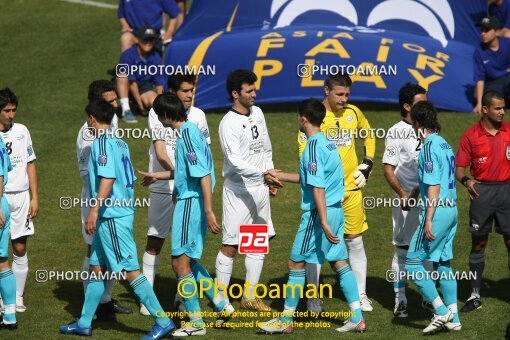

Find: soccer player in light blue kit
[59,100,174,339]
[140,93,223,337]
[0,134,15,330]
[406,101,460,334]
[258,99,365,334]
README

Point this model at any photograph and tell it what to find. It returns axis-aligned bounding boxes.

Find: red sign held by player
[238,224,269,254]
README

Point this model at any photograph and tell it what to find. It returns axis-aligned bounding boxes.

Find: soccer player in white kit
[214,70,280,312]
[382,83,433,317]
[140,74,211,315]
[76,80,132,317]
[0,88,38,313]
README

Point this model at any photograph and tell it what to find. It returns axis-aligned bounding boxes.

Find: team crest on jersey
[346,115,353,122]
[385,146,396,157]
[425,161,433,172]
[477,157,487,164]
[308,161,317,173]
[27,145,33,156]
[98,154,107,165]
[506,147,510,160]
[16,134,24,141]
[299,133,307,143]
[187,151,197,163]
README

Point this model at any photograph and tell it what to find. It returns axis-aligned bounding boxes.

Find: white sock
[392,247,407,303]
[346,237,367,297]
[101,279,115,304]
[214,251,233,305]
[12,254,28,297]
[82,256,90,294]
[243,254,265,300]
[142,252,160,287]
[305,263,321,294]
[120,98,130,113]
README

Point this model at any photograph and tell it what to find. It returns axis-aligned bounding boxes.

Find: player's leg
[461,234,487,313]
[140,90,157,113]
[391,203,408,316]
[343,190,371,311]
[0,198,16,329]
[116,76,136,123]
[305,262,322,312]
[11,237,28,312]
[240,186,272,311]
[120,31,136,52]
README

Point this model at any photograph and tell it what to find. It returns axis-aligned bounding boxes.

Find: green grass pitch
[0,0,508,338]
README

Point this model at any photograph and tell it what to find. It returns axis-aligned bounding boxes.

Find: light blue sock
[436,261,459,323]
[178,273,204,327]
[336,264,362,323]
[131,274,172,328]
[0,269,16,323]
[77,279,105,328]
[281,269,305,324]
[405,258,448,315]
[191,260,224,311]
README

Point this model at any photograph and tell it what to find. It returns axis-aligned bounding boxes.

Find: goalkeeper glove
[353,158,374,189]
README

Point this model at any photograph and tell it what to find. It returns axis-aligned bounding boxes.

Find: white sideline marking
[59,0,117,9]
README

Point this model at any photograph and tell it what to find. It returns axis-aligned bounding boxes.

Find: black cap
[477,17,501,30]
[134,25,159,40]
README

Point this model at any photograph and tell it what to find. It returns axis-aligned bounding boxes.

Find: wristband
[461,176,470,187]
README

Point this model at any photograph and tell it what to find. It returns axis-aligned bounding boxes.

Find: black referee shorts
[469,181,510,236]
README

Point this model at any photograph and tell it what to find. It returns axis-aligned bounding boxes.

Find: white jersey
[1,123,36,193]
[219,106,274,189]
[76,115,119,178]
[148,106,210,194]
[382,120,420,191]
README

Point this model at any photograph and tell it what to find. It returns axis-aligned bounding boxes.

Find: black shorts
[136,80,156,95]
[469,181,510,236]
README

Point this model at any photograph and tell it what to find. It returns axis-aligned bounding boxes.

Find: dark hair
[410,101,441,133]
[325,74,352,90]
[398,82,427,117]
[85,99,115,124]
[482,90,504,108]
[153,93,186,122]
[167,74,196,92]
[0,88,18,111]
[298,98,326,127]
[88,80,116,102]
[226,69,257,101]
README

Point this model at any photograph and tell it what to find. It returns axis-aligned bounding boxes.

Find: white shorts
[81,184,93,245]
[392,194,420,247]
[222,185,275,246]
[147,191,174,239]
[6,191,34,240]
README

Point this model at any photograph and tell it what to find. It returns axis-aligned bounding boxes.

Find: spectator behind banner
[118,0,181,52]
[488,0,510,37]
[473,17,510,114]
[116,26,165,124]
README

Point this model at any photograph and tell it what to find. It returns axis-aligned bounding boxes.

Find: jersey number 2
[121,154,135,188]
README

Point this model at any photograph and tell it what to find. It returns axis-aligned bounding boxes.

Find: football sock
[469,253,484,298]
[436,261,459,323]
[100,278,115,304]
[12,253,28,298]
[281,269,305,324]
[405,258,448,315]
[214,251,233,305]
[243,254,264,300]
[82,256,90,294]
[336,264,362,323]
[190,260,223,309]
[346,237,367,297]
[120,98,130,113]
[305,263,321,292]
[393,247,407,303]
[78,278,105,328]
[178,273,203,327]
[0,269,16,323]
[142,252,160,287]
[131,274,172,328]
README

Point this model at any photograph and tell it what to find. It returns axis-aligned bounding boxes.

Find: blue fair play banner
[165,0,486,112]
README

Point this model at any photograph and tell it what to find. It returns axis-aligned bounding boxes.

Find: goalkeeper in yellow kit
[298,74,376,313]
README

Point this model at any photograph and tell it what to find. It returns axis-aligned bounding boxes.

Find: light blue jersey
[0,136,12,258]
[418,133,457,206]
[88,132,136,219]
[0,137,12,186]
[299,132,344,211]
[174,121,215,200]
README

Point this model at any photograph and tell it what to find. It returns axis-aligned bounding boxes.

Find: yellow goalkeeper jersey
[298,103,375,192]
